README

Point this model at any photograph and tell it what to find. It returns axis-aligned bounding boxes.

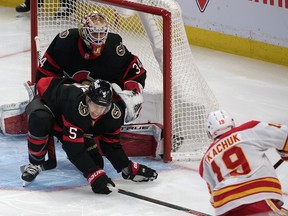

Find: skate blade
[22,180,32,187]
[16,11,30,18]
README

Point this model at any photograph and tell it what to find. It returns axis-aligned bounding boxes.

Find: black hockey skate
[15,3,30,17]
[21,164,42,186]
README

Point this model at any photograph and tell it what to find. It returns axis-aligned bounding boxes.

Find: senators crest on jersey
[79,101,89,116]
[116,42,125,56]
[111,104,121,119]
[59,29,69,39]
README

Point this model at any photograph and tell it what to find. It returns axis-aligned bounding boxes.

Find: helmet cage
[79,11,109,48]
[81,25,109,46]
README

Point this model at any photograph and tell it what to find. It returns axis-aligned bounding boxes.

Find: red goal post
[30,0,218,162]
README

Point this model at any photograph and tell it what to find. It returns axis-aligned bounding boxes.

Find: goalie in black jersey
[36,10,146,124]
[21,77,158,194]
[1,10,145,136]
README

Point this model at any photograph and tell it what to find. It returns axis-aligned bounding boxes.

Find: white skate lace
[25,165,41,175]
[19,3,27,7]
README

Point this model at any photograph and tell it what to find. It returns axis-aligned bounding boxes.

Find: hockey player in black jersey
[21,77,158,194]
[36,10,146,124]
[2,10,145,136]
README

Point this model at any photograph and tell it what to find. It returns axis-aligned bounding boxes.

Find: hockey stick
[273,159,284,169]
[43,135,57,170]
[113,188,211,216]
[35,36,42,65]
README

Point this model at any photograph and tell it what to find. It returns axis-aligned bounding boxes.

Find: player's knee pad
[25,95,53,116]
[28,109,54,136]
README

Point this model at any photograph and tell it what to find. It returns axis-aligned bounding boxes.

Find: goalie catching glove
[85,168,115,194]
[112,81,143,123]
[122,161,158,182]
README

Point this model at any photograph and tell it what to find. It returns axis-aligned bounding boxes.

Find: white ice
[0,6,288,216]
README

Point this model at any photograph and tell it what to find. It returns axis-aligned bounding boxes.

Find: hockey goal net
[30,0,218,162]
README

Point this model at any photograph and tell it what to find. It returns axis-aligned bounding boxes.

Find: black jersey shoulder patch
[59,29,69,39]
[116,42,125,56]
[79,101,89,116]
[111,103,121,119]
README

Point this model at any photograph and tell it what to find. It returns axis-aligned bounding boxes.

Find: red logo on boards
[196,0,210,12]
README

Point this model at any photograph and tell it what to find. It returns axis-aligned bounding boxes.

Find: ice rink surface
[0,6,288,216]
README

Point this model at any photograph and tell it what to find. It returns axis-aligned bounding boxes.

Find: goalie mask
[79,11,109,57]
[86,79,113,116]
[206,110,235,139]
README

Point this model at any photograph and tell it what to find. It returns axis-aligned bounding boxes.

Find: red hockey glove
[277,150,288,161]
[86,168,115,194]
[122,161,158,182]
[123,80,143,93]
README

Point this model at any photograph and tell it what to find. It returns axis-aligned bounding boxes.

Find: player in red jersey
[199,110,288,215]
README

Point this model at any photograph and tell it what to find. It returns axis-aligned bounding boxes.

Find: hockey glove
[277,150,288,161]
[122,161,158,182]
[86,168,115,194]
[111,81,143,123]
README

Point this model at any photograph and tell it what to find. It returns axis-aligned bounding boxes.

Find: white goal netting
[33,0,218,161]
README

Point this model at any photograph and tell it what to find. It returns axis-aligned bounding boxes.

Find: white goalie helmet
[206,110,235,139]
[79,11,109,56]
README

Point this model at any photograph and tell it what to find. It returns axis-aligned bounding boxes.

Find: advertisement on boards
[176,0,288,48]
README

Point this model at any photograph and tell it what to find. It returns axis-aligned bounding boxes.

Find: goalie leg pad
[120,123,163,158]
[0,101,29,135]
[0,81,37,136]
